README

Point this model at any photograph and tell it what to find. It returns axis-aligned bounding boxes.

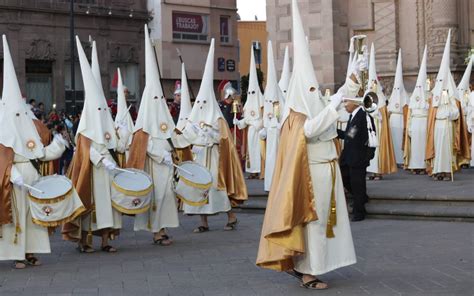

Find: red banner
[172,12,206,34]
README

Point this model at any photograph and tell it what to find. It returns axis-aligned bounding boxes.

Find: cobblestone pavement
[0,213,472,296]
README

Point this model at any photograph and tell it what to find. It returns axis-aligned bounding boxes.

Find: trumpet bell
[363,91,378,113]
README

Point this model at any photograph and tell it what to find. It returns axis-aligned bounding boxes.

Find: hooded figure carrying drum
[181,39,247,233]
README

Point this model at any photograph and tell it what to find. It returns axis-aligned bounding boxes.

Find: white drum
[111,169,153,215]
[175,161,213,206]
[28,175,85,227]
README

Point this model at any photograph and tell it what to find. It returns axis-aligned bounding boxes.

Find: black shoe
[351,216,365,222]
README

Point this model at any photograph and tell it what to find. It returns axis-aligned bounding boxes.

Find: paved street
[0,213,472,296]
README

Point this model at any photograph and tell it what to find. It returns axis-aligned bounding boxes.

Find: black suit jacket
[337,108,376,168]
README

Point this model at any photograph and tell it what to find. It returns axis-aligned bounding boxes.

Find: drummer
[0,35,69,269]
[62,38,131,253]
[127,25,190,246]
[181,39,247,232]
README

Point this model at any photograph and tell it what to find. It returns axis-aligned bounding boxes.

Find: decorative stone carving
[110,43,139,63]
[25,39,56,60]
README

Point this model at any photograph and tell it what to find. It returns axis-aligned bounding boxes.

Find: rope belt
[13,160,30,164]
[411,114,428,118]
[309,158,338,238]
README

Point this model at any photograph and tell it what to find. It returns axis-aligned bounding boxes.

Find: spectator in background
[37,102,45,119]
[168,81,181,124]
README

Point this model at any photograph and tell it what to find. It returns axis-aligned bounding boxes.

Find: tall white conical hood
[263,40,285,128]
[177,62,193,130]
[388,49,409,112]
[115,68,134,141]
[134,24,175,139]
[409,45,429,110]
[188,39,223,126]
[431,29,458,107]
[0,35,44,159]
[91,40,106,100]
[278,45,291,102]
[457,55,472,107]
[368,43,387,107]
[243,45,264,120]
[283,0,325,120]
[75,36,117,148]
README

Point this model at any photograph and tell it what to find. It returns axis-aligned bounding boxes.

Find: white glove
[191,145,201,155]
[259,128,267,140]
[329,93,343,110]
[188,122,201,134]
[11,174,24,187]
[116,120,128,130]
[54,134,70,149]
[162,151,173,166]
[102,158,117,171]
[233,118,239,125]
[349,56,367,78]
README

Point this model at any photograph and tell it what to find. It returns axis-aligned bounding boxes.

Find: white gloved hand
[162,150,173,166]
[54,133,70,148]
[259,128,267,140]
[189,122,201,134]
[102,158,117,171]
[116,120,128,130]
[191,145,201,156]
[11,174,24,187]
[329,93,343,110]
[233,118,239,125]
[349,56,367,78]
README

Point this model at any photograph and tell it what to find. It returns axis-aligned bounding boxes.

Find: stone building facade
[147,0,239,98]
[0,0,149,113]
[267,0,474,94]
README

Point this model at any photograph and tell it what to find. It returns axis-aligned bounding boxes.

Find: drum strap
[165,138,180,182]
[29,159,42,176]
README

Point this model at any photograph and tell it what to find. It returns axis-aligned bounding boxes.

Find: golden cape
[217,118,248,205]
[0,145,14,228]
[402,109,412,169]
[62,135,93,241]
[256,111,317,271]
[378,106,398,174]
[425,100,471,175]
[126,129,149,170]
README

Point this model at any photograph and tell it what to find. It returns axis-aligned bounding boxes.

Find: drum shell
[111,169,153,215]
[175,174,212,207]
[28,175,85,227]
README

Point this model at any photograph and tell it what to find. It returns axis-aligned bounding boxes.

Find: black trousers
[340,165,368,218]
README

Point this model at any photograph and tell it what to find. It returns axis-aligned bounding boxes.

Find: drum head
[113,169,152,192]
[30,175,72,199]
[179,161,212,184]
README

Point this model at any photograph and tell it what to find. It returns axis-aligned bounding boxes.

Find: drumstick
[172,164,194,176]
[24,184,45,194]
[114,167,138,175]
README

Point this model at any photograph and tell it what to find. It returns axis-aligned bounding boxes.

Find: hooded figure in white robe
[235,46,264,175]
[176,63,193,131]
[388,49,409,164]
[181,39,247,231]
[468,92,474,166]
[126,25,189,244]
[366,43,397,177]
[457,55,472,123]
[405,46,429,170]
[260,41,285,191]
[426,30,470,178]
[257,0,358,287]
[0,35,69,264]
[114,68,134,150]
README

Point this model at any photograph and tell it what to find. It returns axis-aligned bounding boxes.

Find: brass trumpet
[343,91,379,113]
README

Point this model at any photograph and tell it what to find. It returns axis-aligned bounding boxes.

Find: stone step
[240,195,474,221]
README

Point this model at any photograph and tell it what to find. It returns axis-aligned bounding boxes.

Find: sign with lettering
[226,59,236,72]
[172,12,207,34]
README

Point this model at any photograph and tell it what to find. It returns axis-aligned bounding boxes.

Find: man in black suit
[337,99,376,221]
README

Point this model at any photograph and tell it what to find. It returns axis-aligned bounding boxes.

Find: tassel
[326,222,335,238]
[92,210,97,224]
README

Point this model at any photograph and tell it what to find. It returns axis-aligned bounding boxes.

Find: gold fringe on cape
[217,118,248,206]
[256,111,317,271]
[378,106,398,174]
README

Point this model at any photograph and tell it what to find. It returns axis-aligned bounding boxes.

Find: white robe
[367,109,383,174]
[237,118,262,174]
[133,137,180,232]
[0,139,65,261]
[432,102,459,174]
[262,116,280,191]
[293,105,356,275]
[389,113,404,164]
[407,109,428,169]
[468,103,474,167]
[81,142,123,232]
[182,123,231,215]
